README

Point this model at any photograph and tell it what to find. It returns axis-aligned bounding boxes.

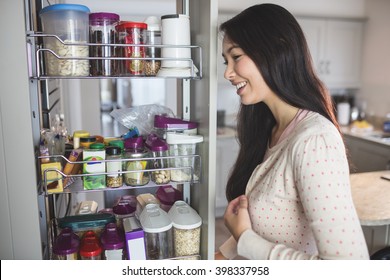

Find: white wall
[357,0,390,119]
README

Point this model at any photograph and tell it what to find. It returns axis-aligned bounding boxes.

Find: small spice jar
[73,130,90,149]
[116,21,147,76]
[168,200,202,258]
[79,230,102,260]
[89,12,120,76]
[123,137,150,186]
[80,136,97,149]
[106,146,123,188]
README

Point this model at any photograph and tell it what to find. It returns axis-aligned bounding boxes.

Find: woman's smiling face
[222,36,273,106]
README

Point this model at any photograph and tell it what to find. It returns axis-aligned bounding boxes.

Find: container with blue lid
[39,3,91,76]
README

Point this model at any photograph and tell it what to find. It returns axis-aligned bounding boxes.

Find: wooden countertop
[350,170,390,226]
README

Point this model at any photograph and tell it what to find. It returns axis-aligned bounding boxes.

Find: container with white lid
[139,203,174,259]
[168,200,202,257]
[166,133,203,182]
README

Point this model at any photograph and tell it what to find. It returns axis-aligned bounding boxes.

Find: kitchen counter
[341,126,390,147]
[350,170,390,226]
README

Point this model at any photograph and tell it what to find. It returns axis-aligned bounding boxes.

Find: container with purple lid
[112,195,137,227]
[154,115,198,139]
[123,137,150,186]
[89,12,120,76]
[146,134,171,184]
[100,223,125,260]
[52,227,80,260]
[155,185,182,212]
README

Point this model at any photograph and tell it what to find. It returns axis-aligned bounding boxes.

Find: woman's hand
[224,195,252,241]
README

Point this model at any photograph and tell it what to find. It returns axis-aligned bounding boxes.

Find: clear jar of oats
[168,200,202,258]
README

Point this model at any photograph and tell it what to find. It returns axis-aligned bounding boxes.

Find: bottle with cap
[100,223,125,260]
[106,146,123,188]
[144,16,161,76]
[73,130,90,149]
[145,133,170,185]
[123,137,150,186]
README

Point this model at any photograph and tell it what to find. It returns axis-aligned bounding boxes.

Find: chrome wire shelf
[27,32,203,80]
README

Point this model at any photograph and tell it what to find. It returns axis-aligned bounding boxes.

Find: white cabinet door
[298,17,363,89]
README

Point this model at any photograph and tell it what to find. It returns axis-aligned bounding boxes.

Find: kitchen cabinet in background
[344,134,390,173]
[297,17,364,89]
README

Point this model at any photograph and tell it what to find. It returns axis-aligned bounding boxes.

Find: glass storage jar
[139,204,174,260]
[144,16,161,76]
[89,12,120,76]
[123,140,150,186]
[39,4,90,76]
[116,21,147,76]
[145,133,170,185]
[106,146,123,188]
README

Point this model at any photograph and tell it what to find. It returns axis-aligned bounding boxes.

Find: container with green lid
[83,143,106,189]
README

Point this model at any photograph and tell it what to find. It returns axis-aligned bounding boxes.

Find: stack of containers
[39,4,90,76]
[168,200,202,259]
[166,133,203,182]
[139,204,174,260]
[145,133,171,185]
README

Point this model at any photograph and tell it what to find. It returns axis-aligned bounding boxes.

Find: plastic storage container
[155,185,182,212]
[112,195,137,227]
[100,223,125,260]
[123,138,150,186]
[39,4,90,76]
[139,204,174,260]
[144,16,161,76]
[79,230,102,260]
[89,12,120,76]
[52,228,80,260]
[106,146,123,188]
[116,21,147,76]
[146,134,170,184]
[166,133,203,182]
[57,213,115,238]
[154,115,198,139]
[168,200,202,258]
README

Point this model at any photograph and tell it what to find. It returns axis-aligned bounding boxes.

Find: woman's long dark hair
[220,4,339,201]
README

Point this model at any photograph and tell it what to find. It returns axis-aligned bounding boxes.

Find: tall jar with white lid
[39,4,90,76]
[139,204,174,260]
[168,200,202,258]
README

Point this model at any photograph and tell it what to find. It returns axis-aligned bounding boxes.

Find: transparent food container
[79,230,102,260]
[168,200,202,257]
[145,134,171,185]
[166,133,203,182]
[139,204,174,260]
[100,223,125,260]
[155,185,182,212]
[39,4,90,76]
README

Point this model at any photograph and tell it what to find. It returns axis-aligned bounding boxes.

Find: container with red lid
[79,230,102,260]
[116,21,147,76]
[100,223,125,260]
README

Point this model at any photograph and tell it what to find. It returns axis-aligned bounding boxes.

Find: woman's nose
[224,64,234,81]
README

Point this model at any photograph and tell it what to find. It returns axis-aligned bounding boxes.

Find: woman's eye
[233,55,241,61]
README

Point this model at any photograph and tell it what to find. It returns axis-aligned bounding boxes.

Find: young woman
[216,4,369,260]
